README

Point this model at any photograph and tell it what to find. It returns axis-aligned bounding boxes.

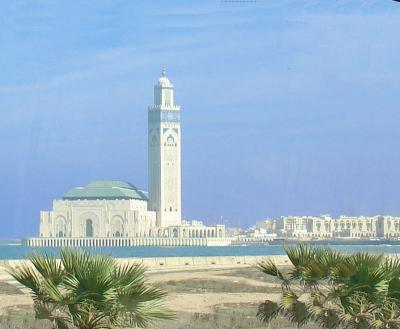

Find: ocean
[0,239,400,260]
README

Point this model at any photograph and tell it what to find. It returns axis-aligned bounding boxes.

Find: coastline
[2,252,400,271]
[119,254,291,270]
[0,255,291,271]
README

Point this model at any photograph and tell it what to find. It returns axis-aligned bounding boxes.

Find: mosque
[25,72,229,247]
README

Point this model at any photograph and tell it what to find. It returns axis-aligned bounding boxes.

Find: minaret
[148,70,181,227]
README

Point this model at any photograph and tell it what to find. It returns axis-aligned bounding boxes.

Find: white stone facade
[39,199,156,238]
[148,71,181,227]
[260,215,400,239]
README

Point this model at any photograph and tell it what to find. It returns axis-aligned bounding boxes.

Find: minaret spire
[148,71,181,227]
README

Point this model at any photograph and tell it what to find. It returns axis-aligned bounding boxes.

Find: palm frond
[32,302,72,329]
[346,253,384,270]
[371,298,400,329]
[258,247,400,329]
[257,259,285,281]
[8,262,42,297]
[115,299,175,328]
[112,262,147,290]
[284,244,314,268]
[30,251,65,285]
[308,304,340,329]
[257,300,279,323]
[10,249,174,328]
[280,290,310,327]
[70,304,108,329]
[339,294,374,326]
[54,318,70,329]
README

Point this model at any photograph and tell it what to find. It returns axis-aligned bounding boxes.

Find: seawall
[119,255,291,270]
[3,253,398,271]
[0,255,291,271]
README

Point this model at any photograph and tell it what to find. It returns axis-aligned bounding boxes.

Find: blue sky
[1,0,400,237]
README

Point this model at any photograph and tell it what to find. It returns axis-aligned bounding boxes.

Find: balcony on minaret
[150,71,180,110]
[149,104,180,111]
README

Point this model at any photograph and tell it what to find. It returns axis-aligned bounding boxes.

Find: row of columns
[186,228,222,238]
[24,237,230,248]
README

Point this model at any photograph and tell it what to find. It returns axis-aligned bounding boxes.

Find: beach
[1,253,397,328]
[0,255,287,320]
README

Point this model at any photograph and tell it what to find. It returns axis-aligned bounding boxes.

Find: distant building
[268,214,400,239]
[39,181,155,239]
[27,71,229,247]
[256,219,276,232]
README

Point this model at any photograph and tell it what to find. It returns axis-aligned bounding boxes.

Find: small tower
[148,70,182,227]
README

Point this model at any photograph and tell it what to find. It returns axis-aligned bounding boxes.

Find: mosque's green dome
[63,180,148,201]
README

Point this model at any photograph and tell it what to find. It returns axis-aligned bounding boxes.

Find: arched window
[167,134,174,144]
[55,217,67,238]
[86,219,93,237]
[112,216,124,237]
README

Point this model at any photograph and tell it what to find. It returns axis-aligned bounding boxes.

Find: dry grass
[224,266,294,284]
[153,303,319,329]
[0,304,319,329]
[0,266,315,328]
[0,307,51,329]
[0,282,23,295]
[155,279,281,293]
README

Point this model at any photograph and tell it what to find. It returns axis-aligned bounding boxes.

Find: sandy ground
[0,262,278,315]
[165,292,277,313]
[148,269,278,288]
[0,295,33,314]
[148,268,280,313]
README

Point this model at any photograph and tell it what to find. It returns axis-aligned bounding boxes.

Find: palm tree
[9,249,173,329]
[257,244,400,328]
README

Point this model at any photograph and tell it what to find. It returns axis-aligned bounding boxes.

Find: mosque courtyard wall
[23,236,232,247]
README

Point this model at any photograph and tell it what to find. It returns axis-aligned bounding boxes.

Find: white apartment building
[257,215,400,239]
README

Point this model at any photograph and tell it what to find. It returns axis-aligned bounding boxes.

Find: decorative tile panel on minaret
[148,70,182,227]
